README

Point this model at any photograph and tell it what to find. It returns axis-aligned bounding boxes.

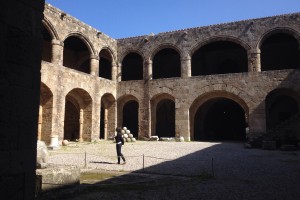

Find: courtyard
[37,141,300,200]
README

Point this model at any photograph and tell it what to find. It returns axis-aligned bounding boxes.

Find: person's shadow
[89,161,114,165]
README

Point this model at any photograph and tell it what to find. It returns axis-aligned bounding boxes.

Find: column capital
[90,55,99,60]
[247,49,261,54]
[51,39,63,46]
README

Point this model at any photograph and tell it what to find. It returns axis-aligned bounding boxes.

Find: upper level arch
[191,37,250,76]
[121,51,144,81]
[42,17,59,40]
[99,47,116,80]
[258,28,300,71]
[151,44,182,79]
[63,34,94,73]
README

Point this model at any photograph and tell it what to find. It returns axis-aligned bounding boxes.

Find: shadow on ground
[37,142,300,200]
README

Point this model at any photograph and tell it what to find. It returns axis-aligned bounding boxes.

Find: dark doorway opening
[156,99,175,137]
[194,98,246,141]
[100,107,105,139]
[122,101,139,138]
[64,100,79,141]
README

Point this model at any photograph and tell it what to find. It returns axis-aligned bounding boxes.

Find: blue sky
[46,0,300,39]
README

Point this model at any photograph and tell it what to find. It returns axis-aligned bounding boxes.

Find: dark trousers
[116,144,125,164]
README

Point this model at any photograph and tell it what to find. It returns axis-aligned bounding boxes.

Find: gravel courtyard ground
[38,141,300,200]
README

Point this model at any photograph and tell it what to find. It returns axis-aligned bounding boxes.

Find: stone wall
[41,3,300,142]
[0,0,44,199]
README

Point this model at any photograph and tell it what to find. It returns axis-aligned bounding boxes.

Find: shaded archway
[194,98,246,141]
[122,100,139,138]
[39,83,53,145]
[41,24,52,62]
[121,52,143,81]
[191,41,248,76]
[64,88,93,141]
[100,93,116,139]
[156,99,175,138]
[261,33,300,71]
[152,48,181,79]
[63,36,91,73]
[266,89,300,130]
[99,49,113,80]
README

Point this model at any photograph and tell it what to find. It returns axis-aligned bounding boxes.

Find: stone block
[36,165,80,192]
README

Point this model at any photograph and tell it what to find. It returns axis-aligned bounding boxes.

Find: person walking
[115,127,126,164]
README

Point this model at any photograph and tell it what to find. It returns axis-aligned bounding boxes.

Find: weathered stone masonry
[41,3,300,144]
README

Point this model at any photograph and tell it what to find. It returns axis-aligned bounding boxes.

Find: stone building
[40,3,300,144]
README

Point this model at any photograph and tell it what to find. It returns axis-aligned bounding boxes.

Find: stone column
[112,62,118,81]
[51,39,63,65]
[116,62,121,81]
[38,105,43,141]
[181,56,191,78]
[79,109,84,142]
[248,49,261,72]
[144,60,153,81]
[104,108,108,139]
[90,55,99,76]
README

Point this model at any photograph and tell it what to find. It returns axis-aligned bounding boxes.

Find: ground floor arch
[100,93,116,139]
[64,88,93,142]
[117,95,139,138]
[39,82,53,144]
[151,93,176,138]
[194,97,247,141]
[266,89,300,130]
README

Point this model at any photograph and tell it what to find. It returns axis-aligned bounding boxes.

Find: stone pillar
[116,62,121,81]
[248,49,261,72]
[51,39,63,65]
[112,62,118,81]
[144,60,153,81]
[0,1,45,199]
[79,109,84,142]
[38,105,43,141]
[175,101,190,141]
[248,102,266,141]
[181,56,191,78]
[90,55,99,76]
[104,108,108,139]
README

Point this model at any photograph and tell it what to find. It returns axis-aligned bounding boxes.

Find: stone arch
[117,95,139,138]
[99,47,116,80]
[190,36,249,75]
[190,36,251,57]
[39,82,53,145]
[100,93,116,140]
[190,90,249,141]
[64,32,96,55]
[150,93,176,138]
[64,88,93,142]
[42,17,59,40]
[150,43,183,61]
[63,34,93,73]
[257,27,300,49]
[265,88,300,130]
[151,44,182,79]
[121,51,144,81]
[119,49,146,63]
[258,28,300,71]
